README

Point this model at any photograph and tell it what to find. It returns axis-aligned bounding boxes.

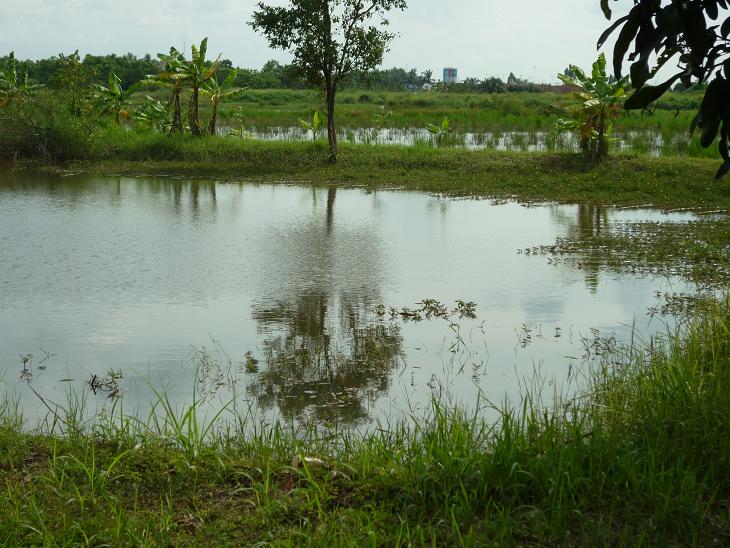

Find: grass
[176,88,705,134]
[2,296,730,545]
[26,126,729,210]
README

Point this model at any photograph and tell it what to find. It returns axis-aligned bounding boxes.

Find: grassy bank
[1,298,729,545]
[26,129,728,210]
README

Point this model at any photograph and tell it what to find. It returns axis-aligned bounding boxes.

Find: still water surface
[0,170,697,427]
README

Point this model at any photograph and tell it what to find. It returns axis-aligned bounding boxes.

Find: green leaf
[601,0,612,20]
[630,60,651,89]
[714,159,730,180]
[624,75,680,110]
[592,53,607,81]
[705,0,719,21]
[701,119,721,148]
[722,16,730,38]
[597,15,630,49]
[613,7,641,78]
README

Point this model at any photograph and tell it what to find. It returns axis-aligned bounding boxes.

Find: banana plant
[555,53,629,161]
[230,106,248,137]
[202,68,241,135]
[0,51,43,106]
[149,48,187,133]
[91,71,140,124]
[134,95,173,133]
[427,117,452,145]
[298,111,322,141]
[183,38,221,136]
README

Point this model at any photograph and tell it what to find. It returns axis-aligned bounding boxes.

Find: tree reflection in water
[250,295,403,425]
[551,204,609,292]
[247,186,403,426]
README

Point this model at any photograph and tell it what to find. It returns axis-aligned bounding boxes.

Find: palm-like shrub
[556,53,629,161]
[91,72,139,124]
[202,69,240,135]
[0,52,42,106]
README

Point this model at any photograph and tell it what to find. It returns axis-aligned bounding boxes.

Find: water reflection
[244,184,402,424]
[250,295,402,424]
[0,169,698,428]
[551,205,609,292]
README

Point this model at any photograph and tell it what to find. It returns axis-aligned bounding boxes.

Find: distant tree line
[0,52,548,94]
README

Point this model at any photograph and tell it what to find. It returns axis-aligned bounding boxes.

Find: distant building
[443,67,458,84]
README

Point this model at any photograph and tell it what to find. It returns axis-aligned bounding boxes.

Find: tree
[49,51,87,116]
[599,0,730,179]
[202,68,241,135]
[182,38,221,136]
[0,52,42,106]
[91,72,140,125]
[481,76,506,93]
[150,48,187,133]
[250,0,408,163]
[556,53,629,161]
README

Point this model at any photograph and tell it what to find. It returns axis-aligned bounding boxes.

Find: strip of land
[18,134,730,210]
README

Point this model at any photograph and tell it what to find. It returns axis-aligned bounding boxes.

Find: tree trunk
[172,89,183,133]
[325,78,337,164]
[326,186,336,235]
[208,100,218,136]
[190,86,200,136]
[597,113,607,161]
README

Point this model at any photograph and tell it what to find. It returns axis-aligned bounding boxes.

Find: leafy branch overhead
[600,0,730,179]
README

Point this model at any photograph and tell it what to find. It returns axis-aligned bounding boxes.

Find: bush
[0,94,96,161]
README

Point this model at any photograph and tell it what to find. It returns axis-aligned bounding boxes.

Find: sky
[0,0,639,83]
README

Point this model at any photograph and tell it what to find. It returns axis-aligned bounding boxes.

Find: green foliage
[48,51,87,116]
[183,38,221,136]
[427,116,452,144]
[1,295,730,544]
[149,47,188,133]
[0,94,96,161]
[601,0,730,178]
[91,72,140,124]
[134,96,173,133]
[250,0,408,162]
[298,110,322,141]
[555,53,629,161]
[0,52,43,106]
[202,68,242,135]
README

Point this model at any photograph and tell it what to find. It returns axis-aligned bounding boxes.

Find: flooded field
[222,125,700,156]
[0,170,699,428]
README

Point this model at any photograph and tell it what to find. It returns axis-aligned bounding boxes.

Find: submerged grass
[2,298,730,545]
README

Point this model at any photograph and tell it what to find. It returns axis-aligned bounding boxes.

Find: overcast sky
[0,0,639,83]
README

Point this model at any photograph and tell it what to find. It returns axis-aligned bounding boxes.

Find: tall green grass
[1,297,729,544]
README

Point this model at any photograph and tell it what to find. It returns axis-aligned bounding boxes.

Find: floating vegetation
[243,351,260,373]
[375,299,477,323]
[86,369,123,398]
[533,217,730,289]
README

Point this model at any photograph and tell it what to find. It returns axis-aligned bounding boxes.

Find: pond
[0,169,698,429]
